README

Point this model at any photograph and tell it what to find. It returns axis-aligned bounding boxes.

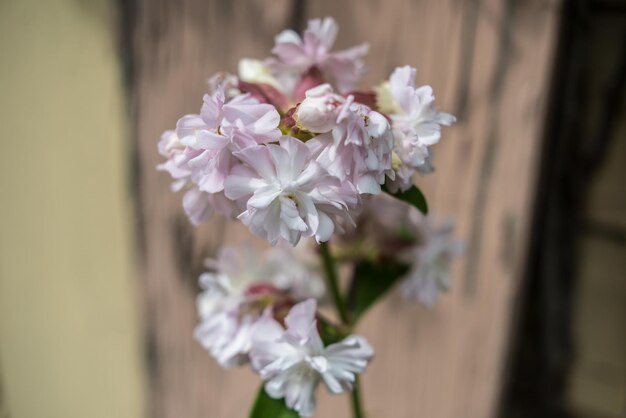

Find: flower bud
[294,83,343,133]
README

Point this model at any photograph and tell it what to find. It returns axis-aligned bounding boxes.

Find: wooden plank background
[130,1,562,417]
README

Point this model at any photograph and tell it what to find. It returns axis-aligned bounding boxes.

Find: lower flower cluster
[193,199,462,417]
[194,243,372,417]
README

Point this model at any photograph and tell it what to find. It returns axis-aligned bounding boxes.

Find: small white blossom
[377,66,455,191]
[400,214,464,306]
[250,299,374,417]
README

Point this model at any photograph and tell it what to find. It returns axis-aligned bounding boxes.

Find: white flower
[399,214,464,306]
[224,135,357,246]
[377,66,454,186]
[386,66,455,146]
[250,299,374,417]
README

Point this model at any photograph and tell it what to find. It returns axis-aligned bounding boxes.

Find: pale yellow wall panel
[0,1,146,417]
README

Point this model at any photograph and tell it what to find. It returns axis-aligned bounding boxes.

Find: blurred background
[0,0,624,417]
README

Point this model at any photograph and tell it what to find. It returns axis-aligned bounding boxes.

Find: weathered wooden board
[131,1,561,417]
[131,2,292,417]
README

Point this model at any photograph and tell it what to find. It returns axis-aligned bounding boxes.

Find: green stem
[319,242,365,417]
[350,377,364,418]
[319,241,349,325]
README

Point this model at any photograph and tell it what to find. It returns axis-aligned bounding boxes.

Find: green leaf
[350,261,410,320]
[383,185,428,215]
[249,386,299,418]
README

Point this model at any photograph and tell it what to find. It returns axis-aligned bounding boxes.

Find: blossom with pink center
[194,245,283,367]
[308,94,394,195]
[194,242,329,368]
[267,17,369,95]
[250,299,374,417]
[224,136,357,246]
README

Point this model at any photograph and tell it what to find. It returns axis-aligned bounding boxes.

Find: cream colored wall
[0,1,145,417]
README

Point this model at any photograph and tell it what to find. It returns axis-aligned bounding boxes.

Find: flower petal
[248,185,281,209]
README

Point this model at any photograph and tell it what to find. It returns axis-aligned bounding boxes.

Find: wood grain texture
[131,1,561,417]
[131,2,292,417]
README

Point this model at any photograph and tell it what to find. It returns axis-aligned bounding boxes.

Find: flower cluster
[194,243,301,367]
[193,243,373,417]
[191,202,462,416]
[159,16,462,418]
[159,16,454,246]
